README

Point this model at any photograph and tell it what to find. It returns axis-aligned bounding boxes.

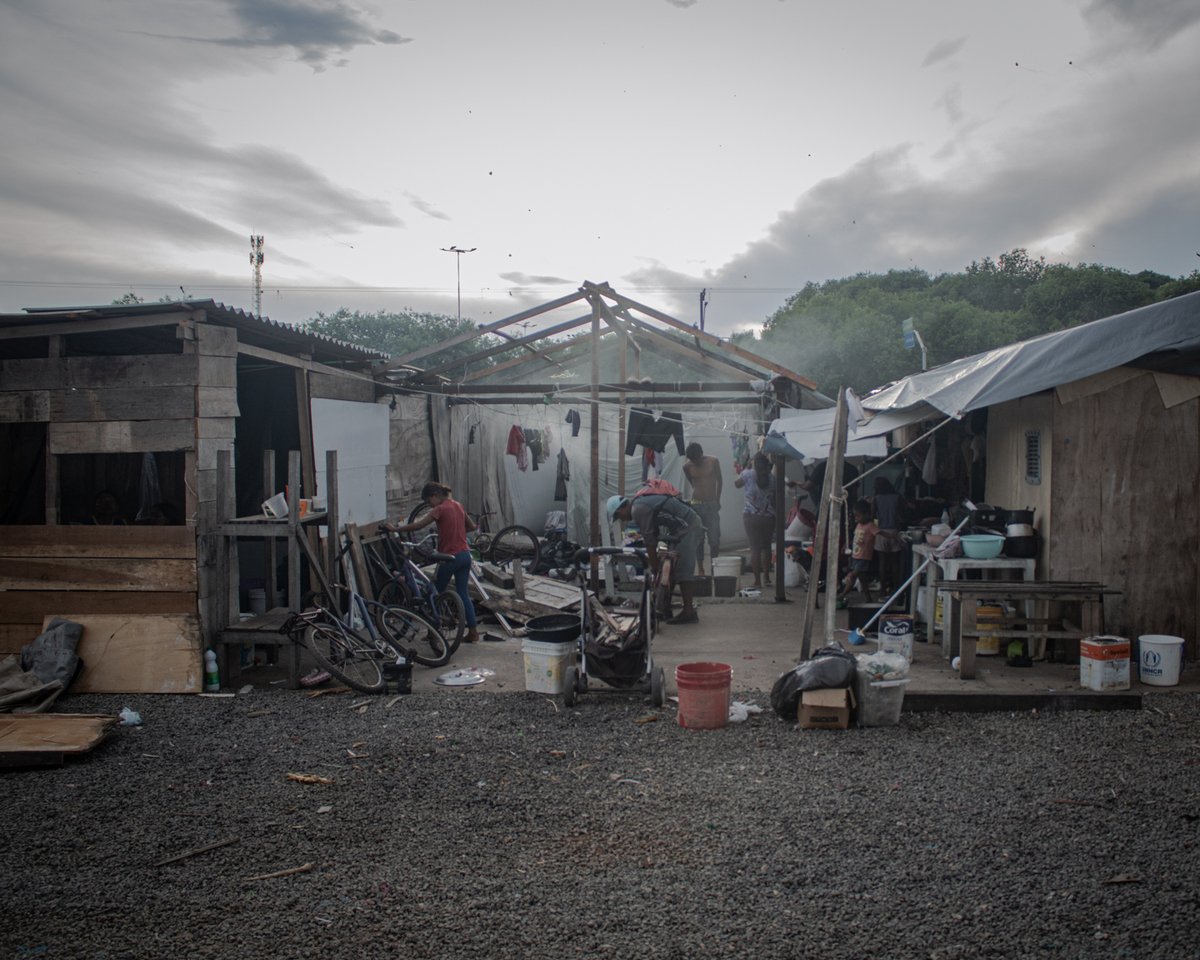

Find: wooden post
[324,449,340,590]
[287,451,302,612]
[588,300,601,592]
[294,369,316,500]
[799,388,848,659]
[215,449,233,633]
[821,390,851,652]
[263,449,278,610]
[772,453,787,603]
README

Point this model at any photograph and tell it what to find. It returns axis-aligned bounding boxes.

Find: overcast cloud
[0,0,1196,335]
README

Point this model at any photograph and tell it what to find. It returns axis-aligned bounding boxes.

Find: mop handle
[858,513,974,634]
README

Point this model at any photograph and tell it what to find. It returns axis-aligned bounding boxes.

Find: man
[681,442,723,576]
[607,493,703,625]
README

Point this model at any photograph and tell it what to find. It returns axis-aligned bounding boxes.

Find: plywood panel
[310,371,375,403]
[43,614,202,694]
[0,591,197,624]
[0,714,118,760]
[51,385,195,421]
[0,391,50,421]
[1052,376,1198,654]
[49,419,194,454]
[0,525,196,559]
[0,558,196,592]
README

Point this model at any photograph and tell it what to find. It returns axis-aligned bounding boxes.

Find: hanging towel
[554,448,570,501]
[564,409,581,437]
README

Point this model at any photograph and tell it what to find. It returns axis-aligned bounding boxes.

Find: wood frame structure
[379,281,826,576]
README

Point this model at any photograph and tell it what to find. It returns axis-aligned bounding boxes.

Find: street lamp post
[440,245,477,321]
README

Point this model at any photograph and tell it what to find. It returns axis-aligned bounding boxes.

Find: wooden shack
[0,300,388,690]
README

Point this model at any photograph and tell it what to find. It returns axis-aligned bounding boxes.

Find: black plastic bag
[770,644,857,720]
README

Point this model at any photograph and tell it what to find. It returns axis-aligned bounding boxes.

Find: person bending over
[607,493,704,625]
[384,482,479,643]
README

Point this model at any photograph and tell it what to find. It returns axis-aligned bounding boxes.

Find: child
[841,498,879,600]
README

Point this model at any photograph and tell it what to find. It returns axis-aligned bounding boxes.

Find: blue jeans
[691,501,721,559]
[435,550,477,628]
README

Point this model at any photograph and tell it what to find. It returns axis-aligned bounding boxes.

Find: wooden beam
[49,419,194,454]
[585,281,817,389]
[382,289,589,370]
[295,369,316,502]
[424,380,762,396]
[589,302,601,552]
[446,395,765,406]
[0,311,202,341]
[236,341,377,385]
[621,313,771,380]
[412,314,593,379]
[461,333,594,383]
[0,526,196,558]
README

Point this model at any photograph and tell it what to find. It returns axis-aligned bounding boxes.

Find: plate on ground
[435,670,487,687]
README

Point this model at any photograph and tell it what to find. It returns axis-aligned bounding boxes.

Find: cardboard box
[799,687,852,730]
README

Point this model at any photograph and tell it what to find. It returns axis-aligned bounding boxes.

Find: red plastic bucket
[675,661,732,730]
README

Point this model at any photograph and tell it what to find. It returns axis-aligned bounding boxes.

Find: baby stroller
[562,545,665,708]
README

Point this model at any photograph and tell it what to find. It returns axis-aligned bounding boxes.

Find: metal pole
[441,246,476,321]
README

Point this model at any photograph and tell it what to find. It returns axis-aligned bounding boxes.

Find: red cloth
[506,425,528,471]
[432,499,470,555]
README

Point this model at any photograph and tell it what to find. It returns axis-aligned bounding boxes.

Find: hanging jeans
[435,550,477,628]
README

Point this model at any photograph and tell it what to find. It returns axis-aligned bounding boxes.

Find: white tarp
[862,291,1200,417]
[766,406,931,462]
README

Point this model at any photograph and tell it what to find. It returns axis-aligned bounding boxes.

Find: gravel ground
[3,689,1200,960]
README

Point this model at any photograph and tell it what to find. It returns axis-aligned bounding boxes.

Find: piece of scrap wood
[154,837,239,867]
[1102,873,1142,885]
[634,714,659,724]
[243,862,314,883]
[286,772,334,785]
[305,686,350,699]
[245,710,274,718]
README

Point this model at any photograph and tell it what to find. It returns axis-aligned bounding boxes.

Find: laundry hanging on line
[624,408,685,457]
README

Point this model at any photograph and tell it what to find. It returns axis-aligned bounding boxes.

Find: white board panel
[311,399,389,525]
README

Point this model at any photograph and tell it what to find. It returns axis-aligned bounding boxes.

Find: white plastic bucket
[1137,635,1185,687]
[712,556,742,579]
[248,588,267,615]
[522,638,573,694]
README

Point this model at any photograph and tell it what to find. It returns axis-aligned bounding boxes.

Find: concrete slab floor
[234,577,1198,709]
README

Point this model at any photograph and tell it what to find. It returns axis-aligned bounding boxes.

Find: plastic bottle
[204,649,220,692]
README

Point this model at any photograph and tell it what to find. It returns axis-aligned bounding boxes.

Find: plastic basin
[960,534,1004,559]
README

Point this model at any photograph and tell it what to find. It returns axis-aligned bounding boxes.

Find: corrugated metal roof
[3,299,388,364]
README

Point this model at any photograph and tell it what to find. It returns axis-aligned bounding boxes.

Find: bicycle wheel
[304,622,388,694]
[488,524,540,572]
[375,576,412,610]
[378,606,450,668]
[433,588,467,653]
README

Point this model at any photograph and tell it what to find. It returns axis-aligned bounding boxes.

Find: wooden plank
[0,591,197,624]
[1055,367,1144,405]
[295,370,316,503]
[236,341,378,386]
[0,714,118,763]
[1153,371,1200,409]
[51,385,195,421]
[198,355,237,388]
[0,624,40,654]
[195,323,238,357]
[196,386,240,418]
[196,417,237,440]
[309,371,375,403]
[44,614,202,694]
[196,436,235,471]
[49,419,195,454]
[0,525,196,559]
[0,358,66,391]
[0,391,50,421]
[0,558,197,592]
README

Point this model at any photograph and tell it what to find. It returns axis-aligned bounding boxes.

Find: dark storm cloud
[626,42,1200,331]
[921,36,967,67]
[1083,0,1200,49]
[137,0,412,70]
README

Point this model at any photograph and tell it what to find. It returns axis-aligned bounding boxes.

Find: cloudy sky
[1,0,1197,337]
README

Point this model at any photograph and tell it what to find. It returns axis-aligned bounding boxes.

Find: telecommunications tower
[249,235,264,316]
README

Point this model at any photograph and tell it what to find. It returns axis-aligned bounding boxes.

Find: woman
[385,482,479,643]
[871,476,905,594]
[734,452,776,590]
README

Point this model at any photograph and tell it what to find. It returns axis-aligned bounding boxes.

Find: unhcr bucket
[1137,635,1185,687]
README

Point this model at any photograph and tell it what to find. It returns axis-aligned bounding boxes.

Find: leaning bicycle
[405,503,541,573]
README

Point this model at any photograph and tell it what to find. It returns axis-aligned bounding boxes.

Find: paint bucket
[248,588,267,615]
[675,662,732,730]
[692,575,713,597]
[712,556,742,580]
[878,614,914,662]
[521,638,573,694]
[1137,635,1185,687]
[713,576,737,598]
[1079,636,1130,691]
[975,604,1004,656]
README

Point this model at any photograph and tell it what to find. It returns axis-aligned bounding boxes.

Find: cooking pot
[1007,509,1035,525]
[1006,523,1035,538]
[525,614,581,644]
[1004,534,1039,559]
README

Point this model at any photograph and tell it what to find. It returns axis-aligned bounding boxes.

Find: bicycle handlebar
[572,545,648,565]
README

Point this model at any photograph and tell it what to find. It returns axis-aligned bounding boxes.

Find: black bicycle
[405,503,541,573]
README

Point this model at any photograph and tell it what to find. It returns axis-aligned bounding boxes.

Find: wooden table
[936,580,1114,679]
[909,545,1036,649]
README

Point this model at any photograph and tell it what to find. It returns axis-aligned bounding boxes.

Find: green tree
[305,308,496,368]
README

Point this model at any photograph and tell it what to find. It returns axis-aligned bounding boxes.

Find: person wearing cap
[607,493,703,624]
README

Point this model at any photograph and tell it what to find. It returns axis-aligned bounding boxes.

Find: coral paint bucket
[675,662,732,730]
